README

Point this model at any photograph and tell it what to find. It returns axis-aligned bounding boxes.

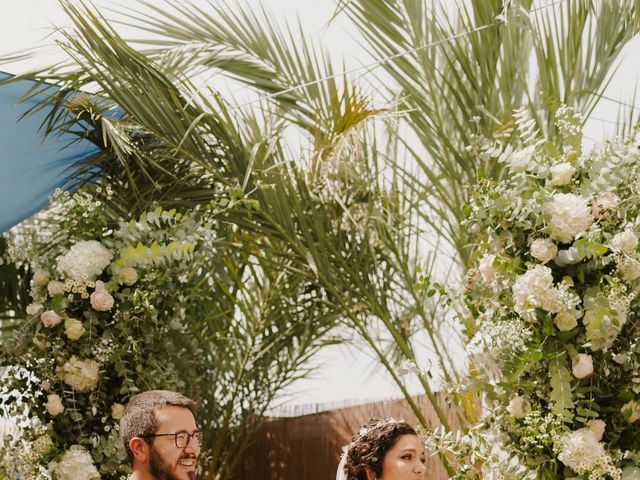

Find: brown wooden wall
[232,394,457,480]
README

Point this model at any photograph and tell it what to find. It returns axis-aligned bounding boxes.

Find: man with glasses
[120,390,203,480]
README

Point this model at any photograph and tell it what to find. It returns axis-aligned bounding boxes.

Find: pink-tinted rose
[90,281,114,311]
[121,267,139,286]
[41,310,63,328]
[45,394,64,416]
[572,353,593,379]
[588,419,605,441]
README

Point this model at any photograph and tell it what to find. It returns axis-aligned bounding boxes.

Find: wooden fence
[232,394,458,480]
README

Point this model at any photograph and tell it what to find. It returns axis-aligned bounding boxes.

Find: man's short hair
[119,390,197,464]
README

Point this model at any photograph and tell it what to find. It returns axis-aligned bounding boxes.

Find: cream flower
[530,238,557,263]
[111,403,125,420]
[554,311,578,331]
[41,310,63,328]
[478,254,497,283]
[549,162,576,186]
[545,193,593,243]
[64,318,85,341]
[121,267,139,286]
[592,192,620,218]
[572,353,593,379]
[58,357,100,392]
[33,269,50,287]
[26,303,44,316]
[45,394,64,416]
[47,280,66,297]
[617,257,640,282]
[507,396,530,419]
[611,231,638,253]
[90,281,114,311]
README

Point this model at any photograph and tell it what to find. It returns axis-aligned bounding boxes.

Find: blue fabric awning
[0,71,100,233]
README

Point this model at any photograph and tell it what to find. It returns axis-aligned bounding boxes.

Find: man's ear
[129,437,149,463]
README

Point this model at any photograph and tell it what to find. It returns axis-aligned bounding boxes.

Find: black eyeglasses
[142,431,203,448]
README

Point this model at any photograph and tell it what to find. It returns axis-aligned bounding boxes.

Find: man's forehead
[153,405,196,426]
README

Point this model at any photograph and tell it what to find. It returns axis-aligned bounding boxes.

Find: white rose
[545,193,593,243]
[47,280,66,297]
[554,311,578,331]
[45,394,64,416]
[64,318,85,341]
[111,403,125,420]
[622,400,640,423]
[121,267,139,286]
[57,357,100,392]
[549,162,576,186]
[592,192,620,218]
[617,257,640,282]
[611,231,638,253]
[507,396,529,419]
[33,269,50,287]
[41,310,63,328]
[530,238,557,263]
[90,281,114,311]
[26,303,44,316]
[478,254,497,283]
[588,419,606,441]
[572,353,593,379]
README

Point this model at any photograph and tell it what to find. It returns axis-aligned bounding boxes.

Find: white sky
[2,0,639,409]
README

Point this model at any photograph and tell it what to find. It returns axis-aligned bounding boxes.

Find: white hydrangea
[545,193,593,243]
[56,240,113,283]
[512,266,577,317]
[57,357,100,392]
[48,445,100,480]
[557,428,605,473]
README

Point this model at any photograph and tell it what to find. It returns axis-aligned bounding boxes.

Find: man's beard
[149,446,196,480]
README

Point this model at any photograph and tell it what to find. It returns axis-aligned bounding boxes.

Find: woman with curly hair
[336,417,427,480]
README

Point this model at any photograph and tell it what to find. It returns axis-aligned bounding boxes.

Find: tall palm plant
[108,0,640,446]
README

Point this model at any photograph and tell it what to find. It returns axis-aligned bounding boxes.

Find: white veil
[335,446,348,480]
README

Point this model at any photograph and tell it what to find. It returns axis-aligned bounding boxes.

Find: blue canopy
[0,71,100,233]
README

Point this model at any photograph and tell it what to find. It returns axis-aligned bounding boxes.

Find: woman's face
[377,434,426,480]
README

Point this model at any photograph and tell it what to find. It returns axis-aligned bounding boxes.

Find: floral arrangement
[427,107,640,479]
[0,188,217,479]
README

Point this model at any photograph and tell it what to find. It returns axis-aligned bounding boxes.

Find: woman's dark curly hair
[342,418,417,480]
